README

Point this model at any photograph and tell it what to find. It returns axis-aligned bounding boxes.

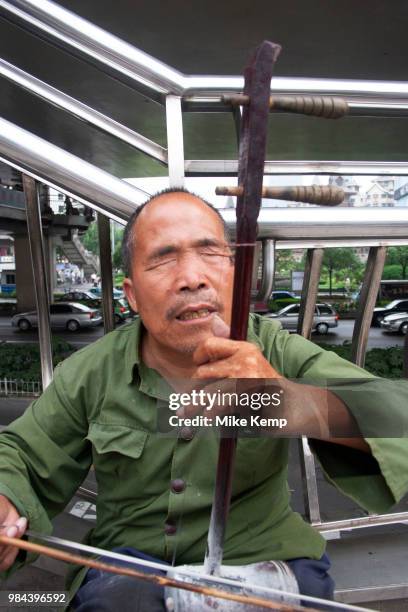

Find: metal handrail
[2,0,408,115]
[1,115,408,246]
[185,160,408,175]
[0,116,147,224]
[0,58,167,164]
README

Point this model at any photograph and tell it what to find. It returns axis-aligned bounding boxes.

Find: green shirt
[0,314,407,598]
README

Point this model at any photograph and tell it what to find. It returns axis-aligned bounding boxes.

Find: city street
[0,316,405,349]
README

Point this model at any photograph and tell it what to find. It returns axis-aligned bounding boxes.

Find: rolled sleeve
[267,326,408,514]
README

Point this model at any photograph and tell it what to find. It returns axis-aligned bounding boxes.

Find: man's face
[123,193,234,355]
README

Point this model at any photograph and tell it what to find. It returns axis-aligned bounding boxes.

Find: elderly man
[0,189,407,611]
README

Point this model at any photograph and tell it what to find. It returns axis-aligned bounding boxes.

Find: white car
[380,312,408,335]
[266,303,339,335]
[11,302,102,332]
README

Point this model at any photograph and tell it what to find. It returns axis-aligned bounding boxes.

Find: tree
[322,248,362,295]
[386,246,408,278]
[275,249,300,275]
[113,242,123,270]
[81,221,99,255]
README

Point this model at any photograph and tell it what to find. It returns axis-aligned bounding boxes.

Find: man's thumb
[211,315,230,339]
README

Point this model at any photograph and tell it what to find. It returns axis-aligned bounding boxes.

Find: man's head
[123,189,234,356]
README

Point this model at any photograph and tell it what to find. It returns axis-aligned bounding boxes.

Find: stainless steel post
[351,246,386,367]
[296,248,324,524]
[297,248,324,339]
[97,213,114,333]
[166,95,185,188]
[22,174,53,389]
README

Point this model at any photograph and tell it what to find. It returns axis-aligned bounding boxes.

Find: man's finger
[193,337,242,366]
[0,548,19,572]
[195,359,243,379]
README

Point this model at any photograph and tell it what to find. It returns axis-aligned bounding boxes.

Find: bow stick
[204,40,281,576]
[0,533,312,611]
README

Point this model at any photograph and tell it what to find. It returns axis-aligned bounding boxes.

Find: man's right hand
[0,495,27,571]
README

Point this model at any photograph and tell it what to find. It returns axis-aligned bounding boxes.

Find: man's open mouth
[176,308,215,321]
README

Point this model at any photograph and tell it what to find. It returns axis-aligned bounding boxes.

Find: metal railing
[2,0,408,115]
[0,0,408,561]
[0,377,41,397]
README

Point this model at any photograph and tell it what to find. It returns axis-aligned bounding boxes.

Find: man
[0,189,407,611]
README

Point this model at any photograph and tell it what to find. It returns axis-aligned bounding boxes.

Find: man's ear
[123,277,138,313]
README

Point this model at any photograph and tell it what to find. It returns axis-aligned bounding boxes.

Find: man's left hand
[192,337,281,380]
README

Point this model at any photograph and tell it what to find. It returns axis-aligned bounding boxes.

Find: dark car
[371,299,408,326]
[57,291,101,309]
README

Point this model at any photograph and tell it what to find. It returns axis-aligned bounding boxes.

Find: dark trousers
[72,548,335,611]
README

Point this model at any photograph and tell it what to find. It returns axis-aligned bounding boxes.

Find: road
[0,316,405,349]
[0,316,108,348]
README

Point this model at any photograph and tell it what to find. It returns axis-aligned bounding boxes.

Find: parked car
[57,291,101,309]
[57,291,130,324]
[380,312,408,335]
[372,299,408,326]
[11,302,102,331]
[266,302,338,334]
[89,287,124,299]
[113,298,130,323]
[253,291,299,314]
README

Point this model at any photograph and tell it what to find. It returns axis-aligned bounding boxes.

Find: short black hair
[122,187,231,277]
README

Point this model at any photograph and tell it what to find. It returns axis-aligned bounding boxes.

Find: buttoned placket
[164,426,195,561]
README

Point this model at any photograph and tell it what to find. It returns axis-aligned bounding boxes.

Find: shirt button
[180,426,194,440]
[164,522,177,536]
[171,478,186,494]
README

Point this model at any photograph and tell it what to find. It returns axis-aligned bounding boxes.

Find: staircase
[60,232,99,278]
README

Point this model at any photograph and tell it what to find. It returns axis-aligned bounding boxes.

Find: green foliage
[115,273,125,287]
[320,248,363,294]
[315,343,404,378]
[113,242,123,270]
[0,338,76,382]
[386,246,408,277]
[322,248,362,271]
[382,264,404,280]
[81,221,99,255]
[275,250,301,275]
[80,221,124,270]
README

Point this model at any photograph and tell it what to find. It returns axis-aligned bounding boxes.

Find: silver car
[11,302,102,332]
[380,312,408,335]
[267,302,338,335]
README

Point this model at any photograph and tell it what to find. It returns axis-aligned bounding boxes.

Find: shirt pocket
[86,422,149,486]
[87,422,148,459]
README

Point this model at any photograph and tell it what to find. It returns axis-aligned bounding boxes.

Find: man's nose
[174,257,209,292]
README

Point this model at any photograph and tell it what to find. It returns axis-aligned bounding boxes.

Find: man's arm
[0,362,91,573]
[190,320,408,513]
[191,335,371,451]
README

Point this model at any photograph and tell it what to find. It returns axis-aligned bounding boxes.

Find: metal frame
[351,247,387,367]
[165,95,185,187]
[0,58,167,164]
[97,213,115,334]
[3,0,408,116]
[22,174,53,389]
